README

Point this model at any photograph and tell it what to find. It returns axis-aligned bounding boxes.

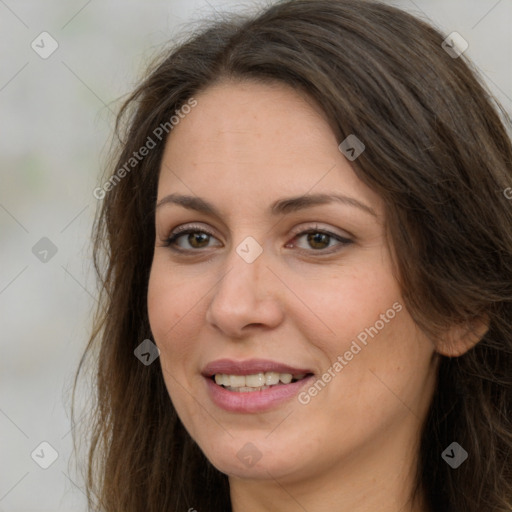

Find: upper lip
[202,358,314,377]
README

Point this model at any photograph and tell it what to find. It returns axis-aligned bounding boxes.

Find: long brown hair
[72,1,512,510]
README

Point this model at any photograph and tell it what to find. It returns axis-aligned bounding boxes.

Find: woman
[73,1,512,511]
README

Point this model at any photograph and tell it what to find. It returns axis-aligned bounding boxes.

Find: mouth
[211,371,312,392]
[201,358,315,412]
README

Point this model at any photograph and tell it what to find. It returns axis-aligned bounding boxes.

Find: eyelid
[288,222,353,240]
[160,223,220,248]
[167,222,216,238]
[285,226,353,255]
[160,221,354,252]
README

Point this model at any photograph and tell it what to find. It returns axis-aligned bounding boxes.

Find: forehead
[157,80,382,215]
[164,80,333,162]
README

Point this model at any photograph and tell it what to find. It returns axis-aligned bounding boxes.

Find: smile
[213,372,308,391]
[202,359,315,412]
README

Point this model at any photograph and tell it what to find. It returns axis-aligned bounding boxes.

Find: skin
[147,80,441,512]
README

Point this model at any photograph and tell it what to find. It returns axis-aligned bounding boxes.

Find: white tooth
[226,385,270,392]
[230,375,246,387]
[279,373,293,384]
[218,372,301,388]
[245,373,266,387]
[265,372,280,385]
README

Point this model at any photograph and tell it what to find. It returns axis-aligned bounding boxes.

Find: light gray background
[1,1,510,510]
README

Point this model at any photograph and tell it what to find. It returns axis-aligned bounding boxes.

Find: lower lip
[204,375,314,413]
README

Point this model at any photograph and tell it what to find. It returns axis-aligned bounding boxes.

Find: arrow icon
[236,236,263,263]
[339,134,365,161]
[441,441,468,468]
[31,441,59,469]
[32,237,58,262]
[134,339,160,365]
[441,32,468,59]
[236,442,262,467]
[31,31,59,59]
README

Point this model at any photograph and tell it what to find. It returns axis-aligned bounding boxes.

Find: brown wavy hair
[72,1,512,510]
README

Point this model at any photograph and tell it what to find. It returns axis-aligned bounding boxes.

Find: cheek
[314,303,433,431]
[147,258,202,361]
[291,256,431,409]
[292,260,401,354]
[147,261,206,435]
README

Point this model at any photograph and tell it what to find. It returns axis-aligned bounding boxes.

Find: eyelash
[161,223,353,255]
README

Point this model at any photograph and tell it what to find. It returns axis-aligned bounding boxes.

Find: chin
[196,431,314,481]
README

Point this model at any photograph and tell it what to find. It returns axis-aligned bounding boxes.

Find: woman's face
[148,80,438,486]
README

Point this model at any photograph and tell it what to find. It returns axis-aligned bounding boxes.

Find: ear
[435,315,489,357]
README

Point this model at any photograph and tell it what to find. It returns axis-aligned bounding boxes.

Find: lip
[201,358,313,377]
[202,358,315,413]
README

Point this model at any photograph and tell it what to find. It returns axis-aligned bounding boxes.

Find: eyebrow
[155,192,377,217]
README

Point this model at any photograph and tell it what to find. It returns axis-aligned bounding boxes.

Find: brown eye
[187,232,210,248]
[307,232,331,250]
[289,228,353,254]
[163,227,221,251]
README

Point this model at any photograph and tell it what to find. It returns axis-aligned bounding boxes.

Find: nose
[205,243,285,338]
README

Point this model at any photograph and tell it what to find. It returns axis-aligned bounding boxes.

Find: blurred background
[1,0,510,510]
